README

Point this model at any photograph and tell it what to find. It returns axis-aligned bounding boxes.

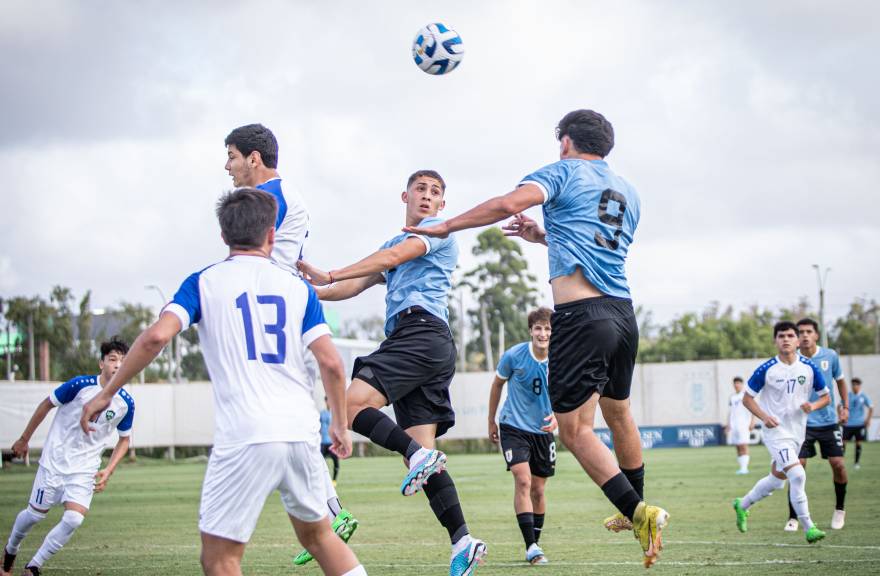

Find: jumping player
[784,318,849,531]
[724,377,755,474]
[844,378,872,470]
[405,110,669,567]
[81,189,366,576]
[488,307,557,565]
[3,338,134,576]
[733,321,828,544]
[297,170,488,576]
[223,124,359,563]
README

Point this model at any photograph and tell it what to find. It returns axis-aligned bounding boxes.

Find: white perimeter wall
[3,355,878,449]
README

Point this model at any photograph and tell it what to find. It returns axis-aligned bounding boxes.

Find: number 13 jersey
[520,159,641,299]
[164,255,330,448]
[746,356,828,444]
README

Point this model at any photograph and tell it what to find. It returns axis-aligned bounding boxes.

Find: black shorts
[352,309,456,437]
[799,425,844,459]
[842,425,867,442]
[499,423,556,478]
[548,296,638,413]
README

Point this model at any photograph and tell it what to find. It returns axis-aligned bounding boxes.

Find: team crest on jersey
[504,449,513,463]
[821,360,829,371]
[105,410,116,421]
[797,376,806,385]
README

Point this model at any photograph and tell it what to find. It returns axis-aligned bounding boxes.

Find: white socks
[786,465,813,530]
[29,510,84,568]
[452,533,473,555]
[341,564,367,576]
[741,474,786,510]
[6,507,46,555]
[737,455,750,472]
[409,447,432,471]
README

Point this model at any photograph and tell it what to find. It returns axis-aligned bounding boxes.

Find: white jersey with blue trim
[40,375,134,475]
[520,159,641,299]
[164,254,330,448]
[496,342,552,435]
[728,390,751,431]
[746,356,828,444]
[256,178,310,273]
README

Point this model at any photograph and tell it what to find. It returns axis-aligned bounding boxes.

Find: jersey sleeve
[831,351,844,380]
[49,376,94,406]
[116,389,135,437]
[405,216,451,255]
[866,395,873,408]
[746,364,767,396]
[164,272,202,330]
[810,361,829,393]
[301,280,331,347]
[519,161,568,204]
[496,349,513,380]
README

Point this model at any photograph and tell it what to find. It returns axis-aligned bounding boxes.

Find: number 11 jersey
[164,255,330,448]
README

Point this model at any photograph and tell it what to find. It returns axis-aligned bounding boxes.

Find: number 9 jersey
[519,159,641,299]
[163,255,330,449]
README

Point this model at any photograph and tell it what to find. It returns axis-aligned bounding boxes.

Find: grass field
[1,444,879,575]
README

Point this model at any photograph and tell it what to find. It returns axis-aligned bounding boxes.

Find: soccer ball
[412,23,464,75]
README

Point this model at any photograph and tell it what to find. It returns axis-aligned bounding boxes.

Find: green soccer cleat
[733,498,749,533]
[805,526,826,544]
[293,509,359,566]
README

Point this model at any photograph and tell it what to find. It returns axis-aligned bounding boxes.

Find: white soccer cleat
[831,509,845,530]
[854,463,861,470]
[783,519,799,532]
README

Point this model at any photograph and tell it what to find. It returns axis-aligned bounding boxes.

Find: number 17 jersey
[497,342,552,434]
[164,255,330,449]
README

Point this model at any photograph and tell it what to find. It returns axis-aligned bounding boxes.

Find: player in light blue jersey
[488,308,557,565]
[298,170,487,575]
[80,189,366,576]
[843,378,872,469]
[3,338,133,576]
[783,318,849,531]
[320,398,340,484]
[224,124,360,565]
[406,110,668,567]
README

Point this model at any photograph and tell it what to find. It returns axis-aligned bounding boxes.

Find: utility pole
[480,303,494,371]
[27,312,35,381]
[812,265,831,348]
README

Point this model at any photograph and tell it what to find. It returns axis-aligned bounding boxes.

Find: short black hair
[796,317,820,336]
[733,376,744,383]
[100,336,129,359]
[774,321,798,338]
[528,307,552,328]
[851,377,862,385]
[407,170,446,192]
[216,188,278,250]
[225,124,278,169]
[556,109,614,157]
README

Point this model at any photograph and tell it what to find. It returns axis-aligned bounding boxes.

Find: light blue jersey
[319,409,332,444]
[799,347,843,427]
[380,216,458,336]
[496,342,552,434]
[849,392,872,427]
[520,159,641,298]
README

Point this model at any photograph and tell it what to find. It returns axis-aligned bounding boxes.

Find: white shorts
[199,441,329,543]
[728,426,750,446]
[29,465,94,511]
[764,436,801,471]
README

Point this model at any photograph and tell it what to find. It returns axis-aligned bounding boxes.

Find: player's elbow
[141,325,172,355]
[319,354,346,386]
[498,195,522,217]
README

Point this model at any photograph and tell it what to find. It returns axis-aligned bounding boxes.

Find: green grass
[2,445,879,575]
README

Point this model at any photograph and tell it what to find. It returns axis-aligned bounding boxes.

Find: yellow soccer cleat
[603,512,633,532]
[632,502,670,568]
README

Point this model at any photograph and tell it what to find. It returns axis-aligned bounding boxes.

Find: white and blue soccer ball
[412,23,464,75]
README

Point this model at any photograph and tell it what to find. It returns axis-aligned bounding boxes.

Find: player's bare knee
[529,482,545,502]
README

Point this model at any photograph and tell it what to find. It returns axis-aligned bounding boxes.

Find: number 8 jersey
[496,342,552,434]
[746,356,828,444]
[164,255,330,448]
[520,159,641,299]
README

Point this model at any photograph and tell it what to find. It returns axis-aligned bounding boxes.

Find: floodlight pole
[812,265,831,349]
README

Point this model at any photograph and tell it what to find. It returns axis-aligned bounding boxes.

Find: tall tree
[832,298,879,355]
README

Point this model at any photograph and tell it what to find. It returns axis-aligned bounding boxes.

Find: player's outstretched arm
[12,398,54,457]
[94,435,131,492]
[743,394,778,428]
[404,184,545,238]
[501,213,547,246]
[81,313,181,434]
[309,334,352,458]
[836,377,849,424]
[487,375,506,444]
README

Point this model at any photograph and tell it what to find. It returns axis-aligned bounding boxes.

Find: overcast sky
[2,0,878,329]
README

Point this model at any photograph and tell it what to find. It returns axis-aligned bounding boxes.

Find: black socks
[533,513,545,543]
[516,513,536,548]
[351,407,421,459]
[835,481,847,511]
[621,464,645,499]
[424,470,468,543]
[601,473,641,521]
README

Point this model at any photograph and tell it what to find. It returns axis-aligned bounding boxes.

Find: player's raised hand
[502,213,545,244]
[763,415,780,428]
[402,220,450,238]
[297,260,332,286]
[488,421,499,444]
[94,469,112,492]
[541,413,558,433]
[12,437,29,458]
[800,402,814,414]
[81,393,111,434]
[330,422,352,459]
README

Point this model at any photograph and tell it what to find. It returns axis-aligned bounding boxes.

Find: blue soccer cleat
[450,538,487,576]
[400,449,447,496]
